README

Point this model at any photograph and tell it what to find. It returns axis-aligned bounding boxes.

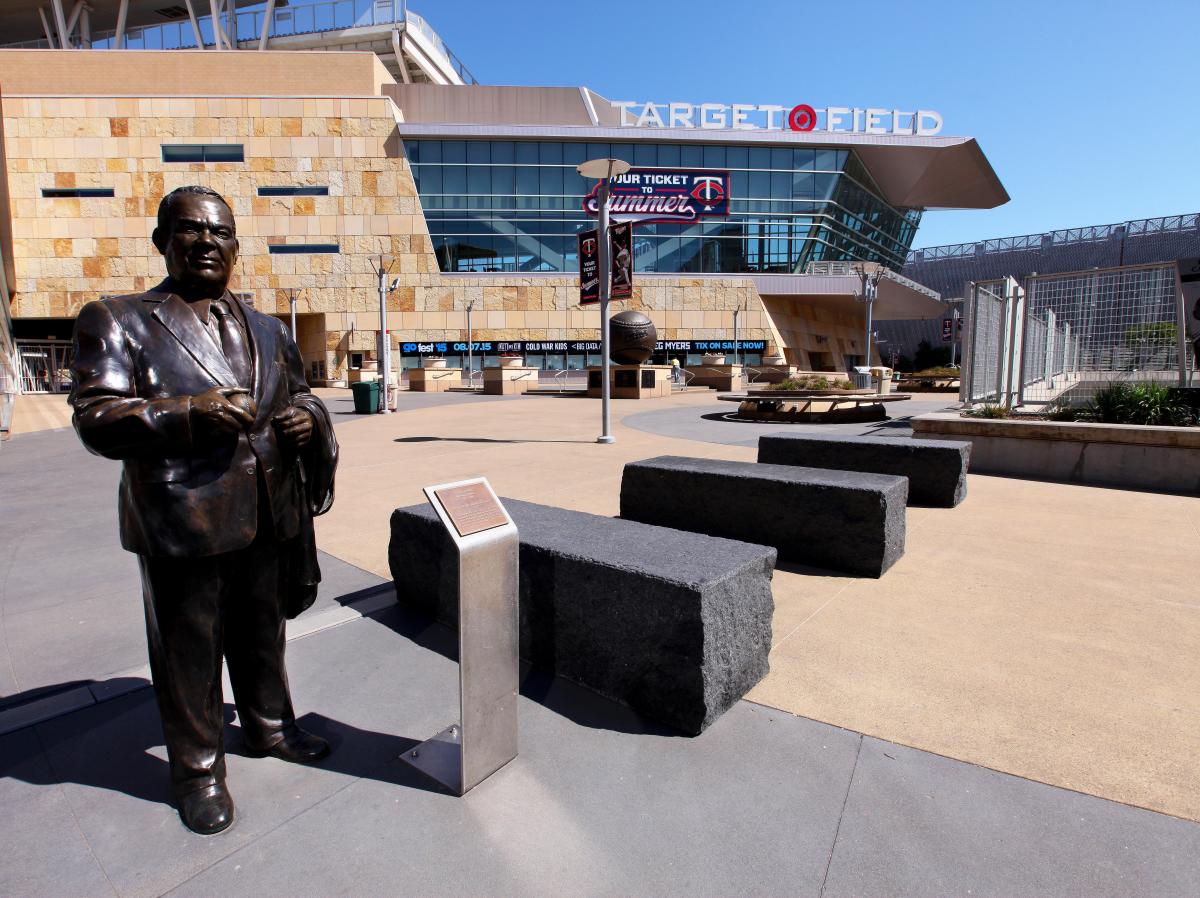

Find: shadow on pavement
[368,604,684,739]
[393,435,589,444]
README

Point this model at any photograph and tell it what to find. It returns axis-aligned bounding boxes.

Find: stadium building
[0,0,1009,418]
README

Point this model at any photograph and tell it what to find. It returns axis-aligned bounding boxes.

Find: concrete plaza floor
[2,387,1198,895]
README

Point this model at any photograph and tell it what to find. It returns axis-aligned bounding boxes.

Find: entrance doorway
[17,341,73,393]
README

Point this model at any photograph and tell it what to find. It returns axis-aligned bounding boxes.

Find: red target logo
[788,104,816,131]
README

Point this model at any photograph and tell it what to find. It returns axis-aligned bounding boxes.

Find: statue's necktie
[210,299,252,388]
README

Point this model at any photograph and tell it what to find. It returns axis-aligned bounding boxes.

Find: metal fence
[960,262,1190,407]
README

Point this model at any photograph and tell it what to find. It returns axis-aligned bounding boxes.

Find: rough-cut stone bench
[389,498,776,735]
[620,456,906,578]
[758,433,971,507]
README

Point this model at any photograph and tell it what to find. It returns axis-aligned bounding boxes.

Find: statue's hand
[190,386,256,436]
[272,405,313,450]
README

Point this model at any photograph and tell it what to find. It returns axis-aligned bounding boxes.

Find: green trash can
[351,380,381,414]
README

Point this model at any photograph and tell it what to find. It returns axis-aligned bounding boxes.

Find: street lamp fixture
[577,157,631,445]
[853,265,886,368]
[374,256,398,414]
[286,288,304,342]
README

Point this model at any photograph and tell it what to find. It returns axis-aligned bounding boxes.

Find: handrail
[4,0,479,83]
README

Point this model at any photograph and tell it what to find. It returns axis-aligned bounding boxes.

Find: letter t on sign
[401,477,519,796]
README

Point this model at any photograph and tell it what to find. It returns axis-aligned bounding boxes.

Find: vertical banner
[610,221,634,301]
[941,318,954,342]
[578,228,599,305]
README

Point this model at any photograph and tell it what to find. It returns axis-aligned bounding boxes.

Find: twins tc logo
[690,176,726,212]
[582,237,597,255]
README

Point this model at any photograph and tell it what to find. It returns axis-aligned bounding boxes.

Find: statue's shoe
[178,783,235,835]
[247,726,331,764]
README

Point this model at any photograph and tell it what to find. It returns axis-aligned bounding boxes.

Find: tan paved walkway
[314,390,1197,822]
[6,392,73,436]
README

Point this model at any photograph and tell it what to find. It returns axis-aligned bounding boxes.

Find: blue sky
[420,0,1199,249]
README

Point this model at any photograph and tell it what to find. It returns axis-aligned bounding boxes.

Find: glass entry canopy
[405,139,922,275]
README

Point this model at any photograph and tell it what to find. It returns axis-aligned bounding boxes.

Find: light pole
[375,255,398,414]
[466,299,475,389]
[854,265,885,367]
[287,288,303,342]
[577,157,631,445]
[732,299,746,367]
[949,306,962,367]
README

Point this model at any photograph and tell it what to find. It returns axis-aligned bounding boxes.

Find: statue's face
[153,194,238,298]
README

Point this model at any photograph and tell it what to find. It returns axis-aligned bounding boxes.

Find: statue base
[586,365,673,399]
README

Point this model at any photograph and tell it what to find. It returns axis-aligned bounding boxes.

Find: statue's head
[152,185,238,299]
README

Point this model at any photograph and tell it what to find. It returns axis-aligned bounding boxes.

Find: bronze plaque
[435,482,507,538]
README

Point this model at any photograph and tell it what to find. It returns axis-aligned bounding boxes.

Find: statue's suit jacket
[70,281,337,562]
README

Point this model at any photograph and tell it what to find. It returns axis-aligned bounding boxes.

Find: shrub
[914,366,959,376]
[771,374,830,391]
[963,403,1010,419]
[1086,382,1196,426]
[1045,400,1084,422]
[834,378,855,389]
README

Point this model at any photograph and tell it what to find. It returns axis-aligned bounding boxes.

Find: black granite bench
[620,456,906,578]
[757,433,971,507]
[388,498,776,736]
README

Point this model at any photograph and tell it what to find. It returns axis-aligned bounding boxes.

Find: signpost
[402,477,518,796]
[577,157,631,445]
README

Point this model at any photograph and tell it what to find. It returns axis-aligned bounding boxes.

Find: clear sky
[420,0,1200,249]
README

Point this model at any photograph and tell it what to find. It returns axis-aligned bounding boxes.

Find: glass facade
[405,139,922,275]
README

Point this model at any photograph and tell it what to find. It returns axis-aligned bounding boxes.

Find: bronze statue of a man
[70,185,338,835]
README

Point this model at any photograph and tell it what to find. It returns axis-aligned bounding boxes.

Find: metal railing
[960,262,1188,407]
[4,0,478,83]
[909,212,1200,264]
[802,260,941,301]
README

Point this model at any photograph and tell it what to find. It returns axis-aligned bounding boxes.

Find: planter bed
[911,412,1200,493]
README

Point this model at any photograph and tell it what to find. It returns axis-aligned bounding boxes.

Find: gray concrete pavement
[3,403,1200,895]
[3,602,1198,897]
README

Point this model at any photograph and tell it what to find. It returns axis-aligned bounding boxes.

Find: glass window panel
[792,148,816,170]
[467,167,489,194]
[586,142,610,160]
[703,145,726,168]
[405,141,421,163]
[515,142,538,164]
[422,166,442,194]
[658,144,681,166]
[561,142,586,165]
[564,170,589,198]
[539,142,563,164]
[791,170,814,200]
[491,141,515,163]
[749,171,771,198]
[490,165,515,195]
[771,171,791,198]
[728,171,746,202]
[726,146,748,169]
[814,149,838,171]
[540,166,564,195]
[466,142,489,163]
[515,166,539,194]
[443,166,466,194]
[422,141,442,163]
[442,141,466,164]
[813,173,837,200]
[748,147,770,169]
[633,143,657,166]
[770,148,791,169]
[680,145,702,167]
[611,143,635,162]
